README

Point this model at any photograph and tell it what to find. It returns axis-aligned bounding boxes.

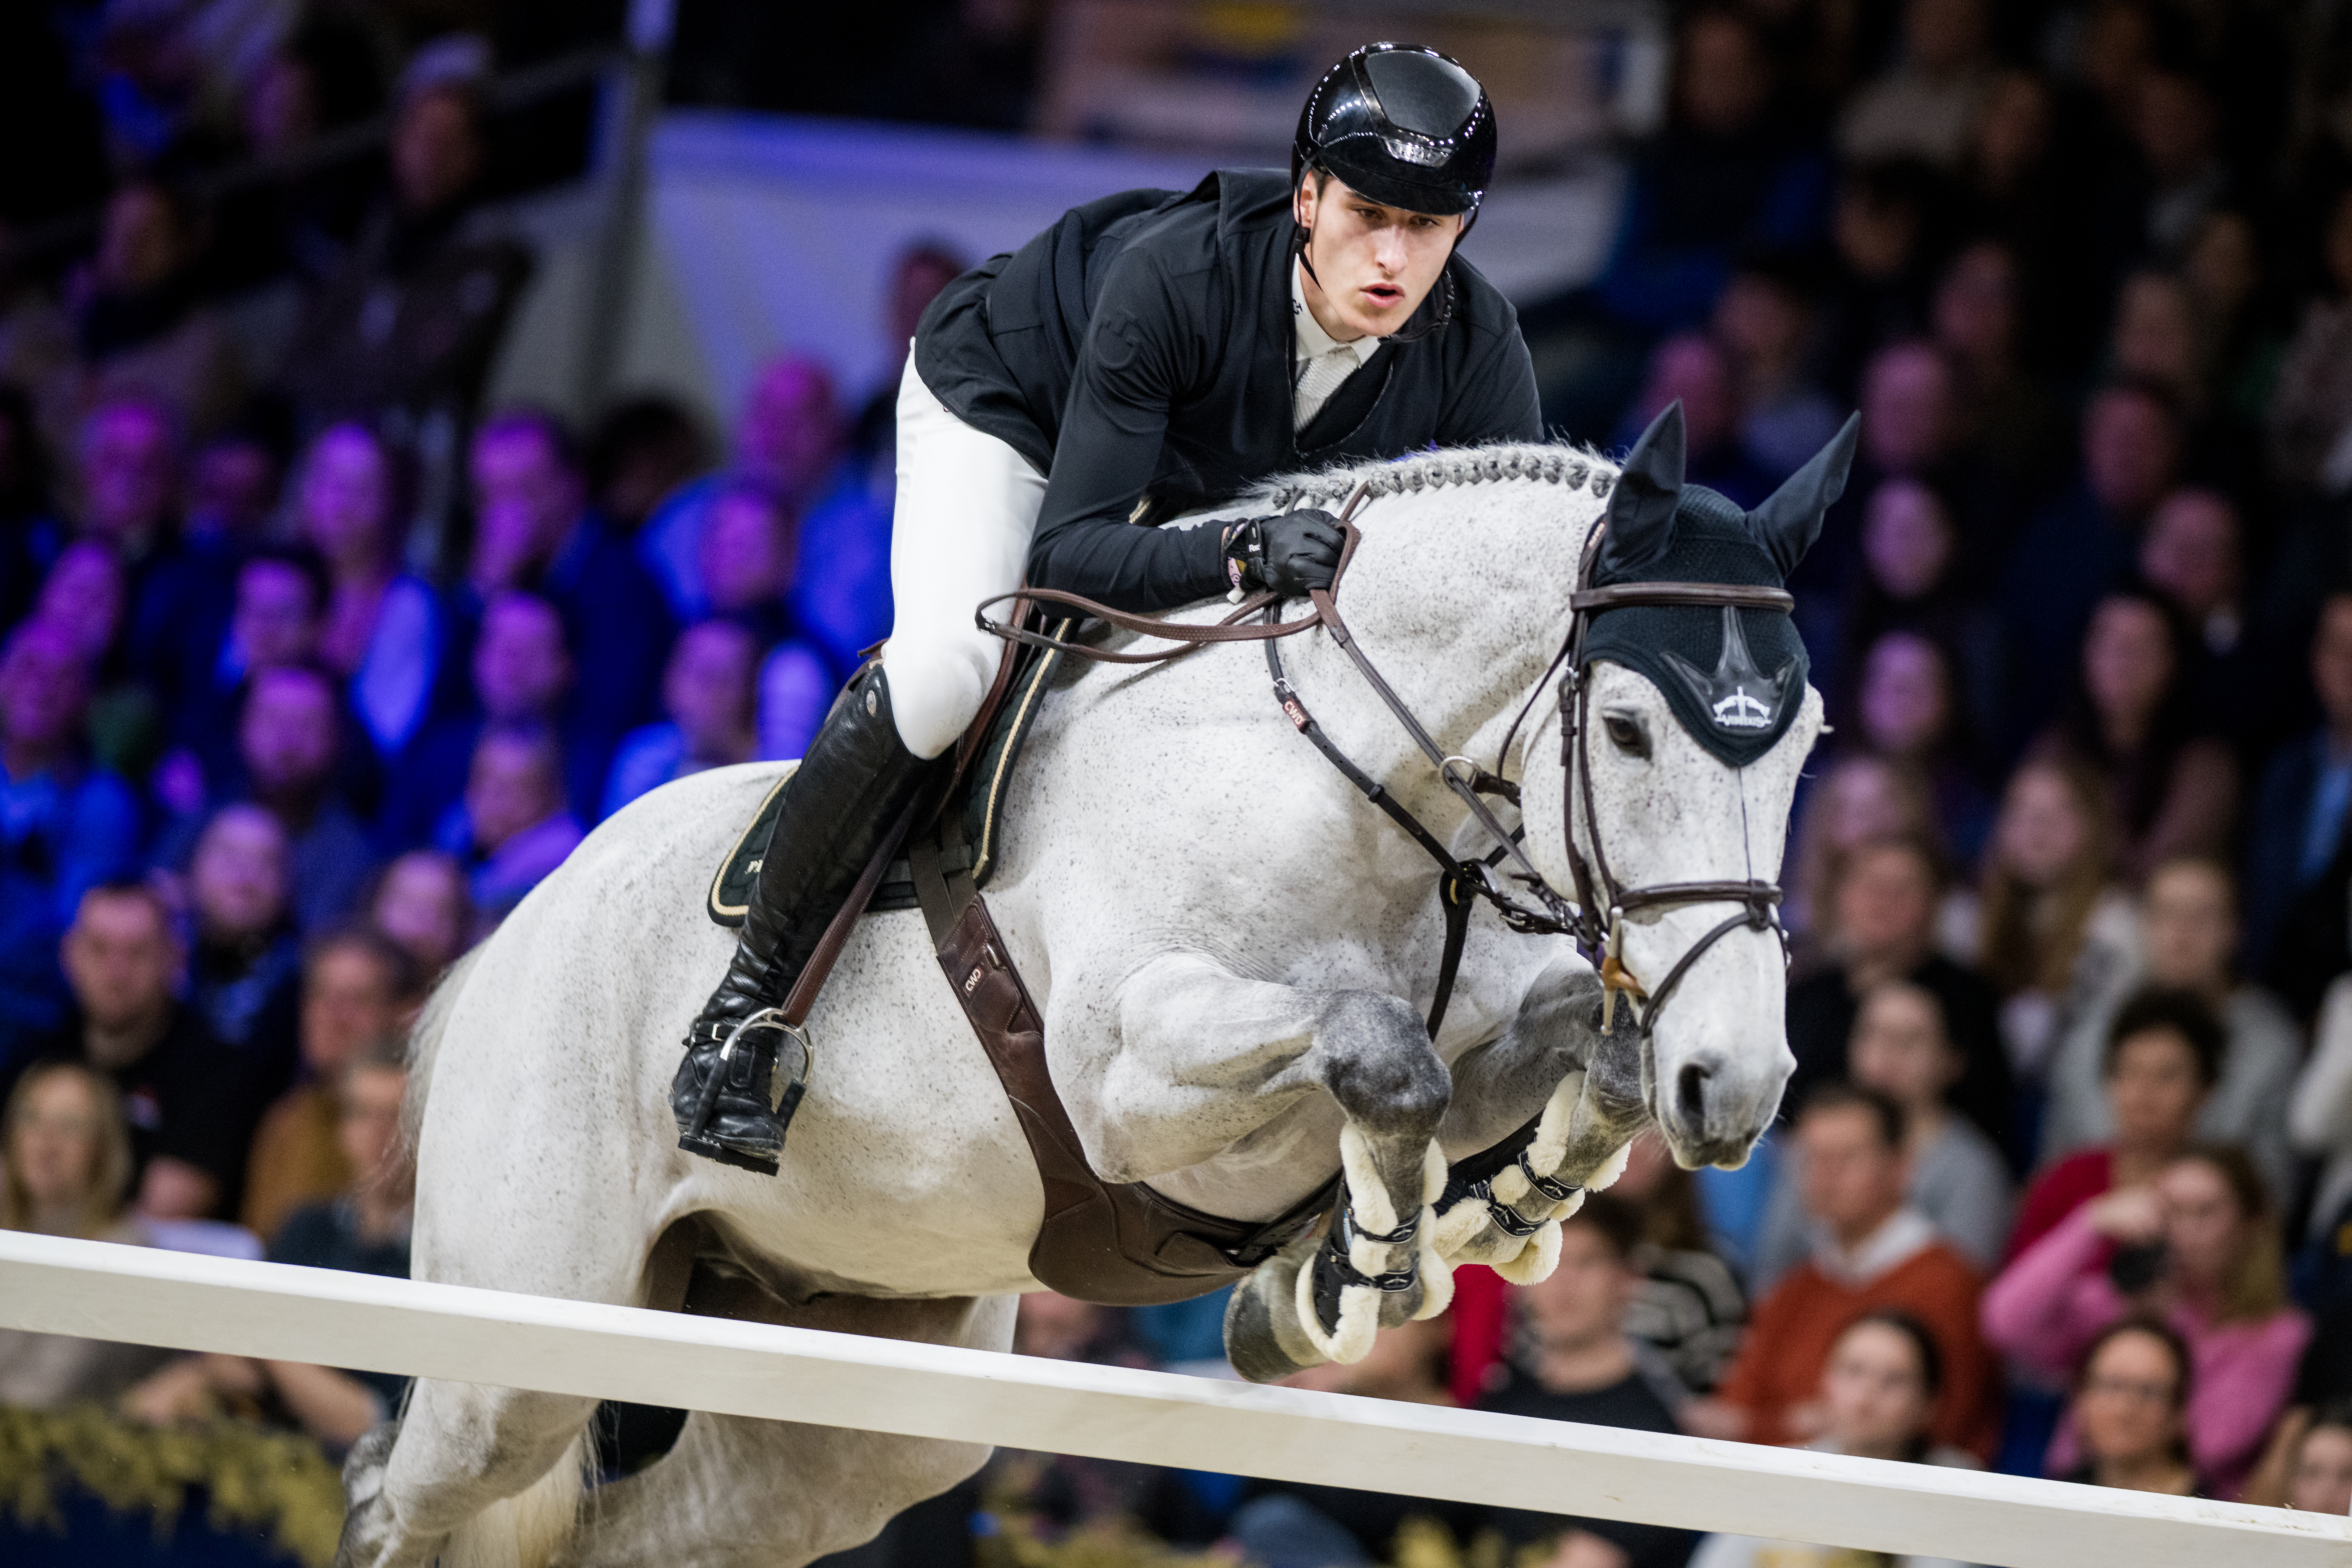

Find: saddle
[706,607,1328,1306]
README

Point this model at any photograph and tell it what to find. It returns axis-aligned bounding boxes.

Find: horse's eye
[1602,714,1650,759]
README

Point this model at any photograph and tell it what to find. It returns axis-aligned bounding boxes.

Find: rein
[972,478,1795,1041]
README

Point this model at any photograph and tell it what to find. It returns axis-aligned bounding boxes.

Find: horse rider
[674,42,1545,1172]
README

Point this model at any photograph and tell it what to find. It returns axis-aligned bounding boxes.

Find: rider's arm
[1024,257,1232,613]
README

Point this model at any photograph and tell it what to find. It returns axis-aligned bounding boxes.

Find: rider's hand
[1224,509,1343,598]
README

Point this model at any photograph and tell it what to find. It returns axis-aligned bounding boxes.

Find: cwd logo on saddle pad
[1662,607,1794,736]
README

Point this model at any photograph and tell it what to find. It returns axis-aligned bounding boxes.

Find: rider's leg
[673,358,1046,1171]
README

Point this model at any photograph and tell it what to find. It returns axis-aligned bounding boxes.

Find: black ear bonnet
[1579,402,1858,767]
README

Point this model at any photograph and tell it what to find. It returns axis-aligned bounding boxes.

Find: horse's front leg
[1099,956,1451,1382]
[1430,959,1653,1279]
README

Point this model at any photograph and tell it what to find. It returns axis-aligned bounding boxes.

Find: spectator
[226,664,378,933]
[1586,5,1829,339]
[383,590,594,853]
[182,803,301,1087]
[2043,861,2299,1198]
[699,475,800,647]
[2061,1320,2200,1496]
[240,930,410,1242]
[1785,752,1942,944]
[297,423,444,767]
[1837,0,1996,171]
[366,848,473,982]
[1838,476,2003,764]
[1475,1194,1700,1568]
[2009,989,2219,1261]
[1784,836,2013,1155]
[1848,631,1993,864]
[2046,588,2237,881]
[171,543,331,784]
[1689,1311,1979,1568]
[2125,65,2232,263]
[1710,259,1841,485]
[2286,1406,2352,1515]
[1953,755,2140,1098]
[76,395,225,702]
[26,541,157,781]
[15,883,263,1221]
[1999,383,2184,747]
[182,425,282,553]
[464,409,674,786]
[2109,271,2213,423]
[0,620,141,1065]
[1817,165,1946,399]
[1688,1083,1997,1459]
[643,355,890,675]
[1986,1146,2306,1498]
[1612,1129,1746,1396]
[642,356,841,617]
[2179,212,2281,434]
[68,180,242,436]
[277,51,532,461]
[1760,982,2012,1286]
[2245,592,2352,1011]
[1614,333,1774,506]
[603,619,762,820]
[847,240,971,479]
[2267,188,2352,498]
[1931,239,2063,493]
[586,395,711,533]
[2136,490,2246,738]
[0,1061,171,1406]
[436,722,583,921]
[125,1038,414,1453]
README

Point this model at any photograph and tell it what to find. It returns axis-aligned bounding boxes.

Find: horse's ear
[1746,412,1859,576]
[1600,401,1685,579]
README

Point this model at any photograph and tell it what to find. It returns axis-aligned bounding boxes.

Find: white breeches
[880,354,1049,758]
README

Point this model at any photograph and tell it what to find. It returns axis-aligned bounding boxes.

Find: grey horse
[338,414,1839,1568]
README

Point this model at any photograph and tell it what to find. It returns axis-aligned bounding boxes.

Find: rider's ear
[1745,412,1860,577]
[1600,400,1685,579]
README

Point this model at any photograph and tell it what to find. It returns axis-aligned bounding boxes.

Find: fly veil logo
[1663,608,1793,736]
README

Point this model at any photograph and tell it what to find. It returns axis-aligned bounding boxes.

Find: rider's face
[1292,174,1464,342]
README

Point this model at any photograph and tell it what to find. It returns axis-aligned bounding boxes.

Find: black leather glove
[1223,509,1344,599]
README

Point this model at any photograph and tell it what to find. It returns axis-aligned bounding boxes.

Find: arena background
[5,1,2352,1564]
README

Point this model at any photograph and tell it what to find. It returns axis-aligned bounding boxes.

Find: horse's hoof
[1224,1231,1330,1383]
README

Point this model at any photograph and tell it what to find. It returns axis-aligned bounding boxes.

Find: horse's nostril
[1676,1062,1710,1130]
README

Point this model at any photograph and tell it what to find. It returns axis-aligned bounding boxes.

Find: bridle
[975,477,1797,1043]
[1540,524,1794,1034]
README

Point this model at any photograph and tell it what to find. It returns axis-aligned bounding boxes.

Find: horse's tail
[437,1432,591,1568]
[401,943,483,1153]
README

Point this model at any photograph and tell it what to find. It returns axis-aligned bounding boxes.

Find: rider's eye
[1602,714,1650,759]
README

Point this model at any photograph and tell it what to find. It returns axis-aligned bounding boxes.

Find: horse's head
[1524,403,1855,1169]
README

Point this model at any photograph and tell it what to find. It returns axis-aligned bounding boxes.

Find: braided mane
[1249,440,1622,514]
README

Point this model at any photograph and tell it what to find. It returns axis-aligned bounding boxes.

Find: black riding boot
[672,663,930,1173]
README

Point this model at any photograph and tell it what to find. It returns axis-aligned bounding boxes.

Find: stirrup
[677,1008,818,1176]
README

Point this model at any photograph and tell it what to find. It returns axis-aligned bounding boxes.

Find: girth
[903,816,1330,1305]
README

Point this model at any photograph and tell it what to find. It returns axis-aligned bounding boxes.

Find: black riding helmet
[1292,43,1497,220]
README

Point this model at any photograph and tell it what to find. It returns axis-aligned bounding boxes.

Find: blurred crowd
[12,0,2352,1563]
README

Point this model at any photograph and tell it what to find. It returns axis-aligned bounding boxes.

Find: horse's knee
[1316,991,1449,1136]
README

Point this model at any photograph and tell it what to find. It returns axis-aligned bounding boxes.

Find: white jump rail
[3,1230,2346,1568]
